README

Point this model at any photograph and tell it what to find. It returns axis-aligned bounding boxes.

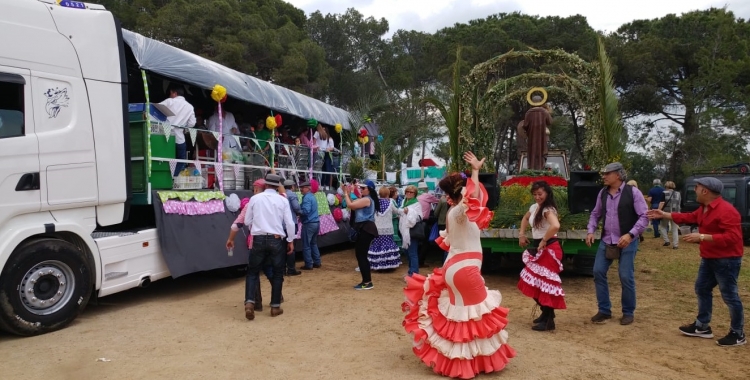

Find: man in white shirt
[160,84,196,175]
[243,173,296,320]
[207,106,241,152]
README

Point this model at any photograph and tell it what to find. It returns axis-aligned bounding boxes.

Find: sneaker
[662,242,670,247]
[679,322,713,338]
[716,330,747,347]
[353,282,374,290]
[591,312,612,324]
[355,267,360,272]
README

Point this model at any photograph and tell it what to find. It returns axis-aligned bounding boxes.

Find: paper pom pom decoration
[211,84,227,103]
[358,136,369,144]
[341,208,350,221]
[307,118,318,129]
[332,208,343,222]
[342,193,357,208]
[225,193,240,212]
[240,197,250,210]
[334,123,343,133]
[266,116,277,130]
[310,178,319,194]
[358,128,368,138]
[334,194,341,206]
[274,114,282,127]
[377,134,383,142]
[327,193,336,206]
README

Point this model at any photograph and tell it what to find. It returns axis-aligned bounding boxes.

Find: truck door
[0,67,41,227]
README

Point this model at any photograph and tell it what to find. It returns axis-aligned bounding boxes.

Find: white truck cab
[0,0,133,336]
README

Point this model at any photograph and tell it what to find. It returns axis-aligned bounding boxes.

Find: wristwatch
[700,234,705,242]
[628,232,635,239]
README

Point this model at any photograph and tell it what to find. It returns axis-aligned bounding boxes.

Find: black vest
[599,184,639,236]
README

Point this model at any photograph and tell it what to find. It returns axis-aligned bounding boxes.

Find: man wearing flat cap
[586,162,649,326]
[243,173,296,320]
[648,177,745,347]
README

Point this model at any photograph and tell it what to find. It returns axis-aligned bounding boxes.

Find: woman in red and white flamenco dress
[403,152,516,379]
[517,180,566,331]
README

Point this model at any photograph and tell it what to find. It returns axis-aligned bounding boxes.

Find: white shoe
[355,267,360,272]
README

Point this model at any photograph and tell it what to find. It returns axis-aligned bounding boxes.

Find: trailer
[480,150,599,274]
[0,0,351,336]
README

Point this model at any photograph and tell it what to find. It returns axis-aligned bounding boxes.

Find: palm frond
[423,46,463,170]
[595,37,625,162]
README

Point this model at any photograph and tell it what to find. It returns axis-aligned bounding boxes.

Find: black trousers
[354,230,376,283]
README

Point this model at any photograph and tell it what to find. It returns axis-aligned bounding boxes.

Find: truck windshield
[685,185,736,204]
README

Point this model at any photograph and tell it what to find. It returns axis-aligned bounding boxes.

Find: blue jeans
[245,236,285,307]
[174,142,187,176]
[407,240,420,275]
[694,257,745,335]
[302,222,321,267]
[593,239,638,316]
[650,203,661,237]
[321,154,334,186]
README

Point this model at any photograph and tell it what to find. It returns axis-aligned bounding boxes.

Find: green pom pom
[307,118,318,128]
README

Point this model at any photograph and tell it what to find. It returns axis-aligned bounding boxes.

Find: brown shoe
[270,307,284,317]
[620,315,634,325]
[245,303,255,320]
[591,312,612,324]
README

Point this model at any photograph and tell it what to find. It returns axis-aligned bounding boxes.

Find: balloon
[335,123,343,133]
[266,116,277,130]
[274,114,283,127]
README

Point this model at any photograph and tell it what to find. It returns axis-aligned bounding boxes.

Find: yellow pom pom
[363,136,369,144]
[211,85,227,103]
[266,116,277,130]
[335,123,343,133]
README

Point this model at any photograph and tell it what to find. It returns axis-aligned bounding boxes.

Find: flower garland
[501,175,568,187]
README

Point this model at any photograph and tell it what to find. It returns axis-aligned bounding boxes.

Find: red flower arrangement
[501,176,568,187]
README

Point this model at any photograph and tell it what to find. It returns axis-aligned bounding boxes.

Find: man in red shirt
[648,177,745,347]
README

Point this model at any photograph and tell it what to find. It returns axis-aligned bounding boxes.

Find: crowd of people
[224,154,745,379]
[157,84,340,183]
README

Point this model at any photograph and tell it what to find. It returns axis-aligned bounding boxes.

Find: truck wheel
[0,239,92,336]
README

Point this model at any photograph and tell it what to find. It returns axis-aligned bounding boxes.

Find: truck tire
[0,239,92,336]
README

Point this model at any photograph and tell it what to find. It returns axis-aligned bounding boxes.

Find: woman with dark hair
[402,152,515,378]
[342,179,379,290]
[517,180,566,331]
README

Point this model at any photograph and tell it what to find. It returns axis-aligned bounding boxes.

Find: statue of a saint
[523,94,552,170]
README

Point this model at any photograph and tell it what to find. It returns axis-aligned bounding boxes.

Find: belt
[253,234,282,239]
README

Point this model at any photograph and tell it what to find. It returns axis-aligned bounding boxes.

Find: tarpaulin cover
[123,29,351,129]
[152,190,352,278]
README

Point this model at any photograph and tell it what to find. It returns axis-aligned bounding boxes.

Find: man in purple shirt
[585,162,649,326]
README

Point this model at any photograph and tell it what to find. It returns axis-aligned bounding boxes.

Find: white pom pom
[225,193,241,212]
[327,193,336,206]
[341,208,350,221]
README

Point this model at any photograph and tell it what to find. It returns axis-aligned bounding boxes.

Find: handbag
[605,245,621,260]
[428,223,440,242]
[410,220,426,240]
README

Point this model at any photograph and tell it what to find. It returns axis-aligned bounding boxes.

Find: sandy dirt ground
[1,238,748,380]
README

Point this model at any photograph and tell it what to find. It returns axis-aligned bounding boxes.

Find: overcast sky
[286,0,750,35]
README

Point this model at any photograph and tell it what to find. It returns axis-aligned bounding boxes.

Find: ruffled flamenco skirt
[402,251,516,379]
[516,242,567,310]
[368,235,402,270]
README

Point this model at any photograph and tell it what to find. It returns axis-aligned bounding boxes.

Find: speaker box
[478,173,499,210]
[568,171,601,214]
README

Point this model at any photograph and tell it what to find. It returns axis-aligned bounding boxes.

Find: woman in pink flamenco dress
[402,152,516,379]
